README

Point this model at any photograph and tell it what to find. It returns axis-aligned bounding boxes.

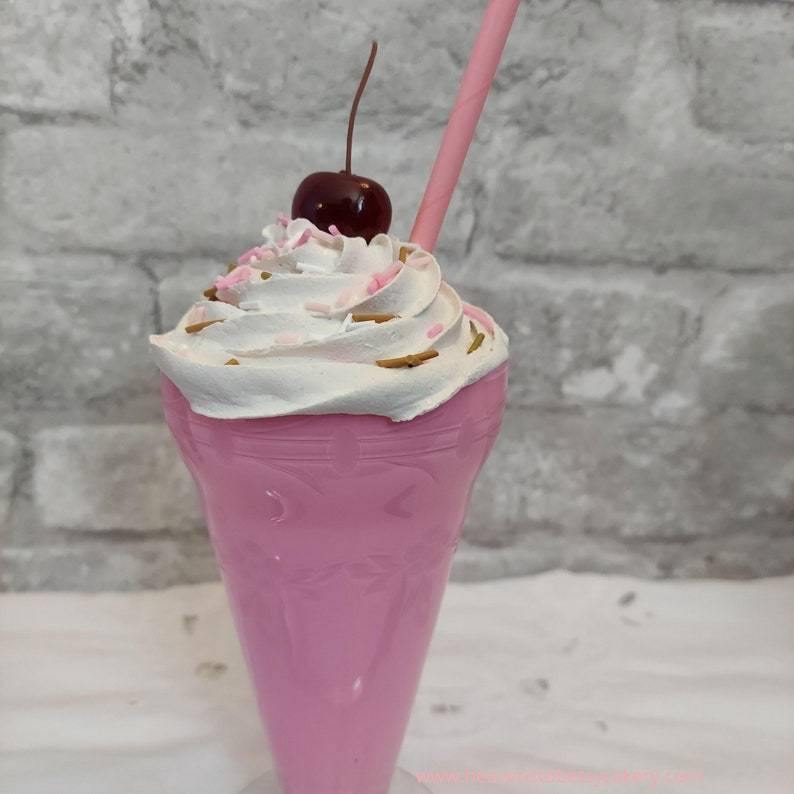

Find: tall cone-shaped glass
[162,364,507,794]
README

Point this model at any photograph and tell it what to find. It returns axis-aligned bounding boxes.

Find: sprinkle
[225,358,240,366]
[277,212,291,227]
[380,261,402,286]
[352,313,397,324]
[239,301,266,310]
[467,332,486,354]
[296,261,328,274]
[228,260,241,272]
[426,322,444,339]
[215,265,253,291]
[186,306,206,324]
[376,350,439,369]
[335,287,353,307]
[203,286,218,300]
[328,224,341,236]
[260,271,272,280]
[304,301,331,314]
[366,262,403,296]
[398,246,412,263]
[275,332,303,345]
[185,319,224,334]
[341,313,354,332]
[215,288,236,305]
[294,229,312,248]
[311,227,338,245]
[462,304,495,335]
[469,320,477,337]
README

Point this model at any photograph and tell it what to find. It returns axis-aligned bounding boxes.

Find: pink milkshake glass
[161,362,508,794]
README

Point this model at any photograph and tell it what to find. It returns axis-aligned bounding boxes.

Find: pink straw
[410,0,519,252]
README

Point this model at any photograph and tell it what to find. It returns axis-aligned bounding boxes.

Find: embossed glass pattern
[162,364,507,794]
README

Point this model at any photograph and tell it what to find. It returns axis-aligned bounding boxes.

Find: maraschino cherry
[292,42,392,243]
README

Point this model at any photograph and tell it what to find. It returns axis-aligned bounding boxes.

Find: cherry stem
[345,41,378,175]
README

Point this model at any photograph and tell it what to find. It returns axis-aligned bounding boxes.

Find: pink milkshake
[162,361,506,794]
[151,6,519,789]
[151,217,509,794]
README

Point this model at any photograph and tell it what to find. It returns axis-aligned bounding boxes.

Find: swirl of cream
[150,218,508,421]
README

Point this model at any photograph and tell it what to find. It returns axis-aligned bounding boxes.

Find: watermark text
[414,768,705,787]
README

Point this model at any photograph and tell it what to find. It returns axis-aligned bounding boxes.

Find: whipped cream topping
[150,218,508,421]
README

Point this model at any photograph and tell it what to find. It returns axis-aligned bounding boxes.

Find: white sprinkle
[342,313,354,332]
[304,301,331,314]
[296,261,329,274]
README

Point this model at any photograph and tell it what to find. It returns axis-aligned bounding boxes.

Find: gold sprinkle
[226,262,237,273]
[225,358,240,366]
[203,286,218,300]
[398,246,411,263]
[260,271,272,280]
[185,319,224,334]
[467,332,485,354]
[376,349,439,369]
[351,313,397,324]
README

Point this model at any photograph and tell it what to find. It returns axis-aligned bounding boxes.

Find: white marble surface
[1,572,792,794]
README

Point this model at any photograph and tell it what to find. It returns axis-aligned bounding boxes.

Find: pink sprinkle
[463,303,495,335]
[277,212,291,227]
[335,287,353,307]
[426,322,444,339]
[367,262,403,292]
[237,246,263,265]
[379,261,402,287]
[215,264,253,290]
[294,228,312,248]
[311,227,338,245]
[328,225,341,236]
[187,306,206,324]
[275,332,303,345]
[259,248,276,261]
[304,301,331,314]
[216,287,238,306]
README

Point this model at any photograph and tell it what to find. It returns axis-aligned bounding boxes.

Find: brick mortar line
[464,528,794,550]
[481,253,794,277]
[46,527,208,543]
[134,257,164,334]
[503,401,794,423]
[6,244,794,280]
[6,528,794,554]
[5,400,791,432]
[0,107,106,126]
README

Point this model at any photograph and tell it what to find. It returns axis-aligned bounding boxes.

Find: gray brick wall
[2,0,793,590]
